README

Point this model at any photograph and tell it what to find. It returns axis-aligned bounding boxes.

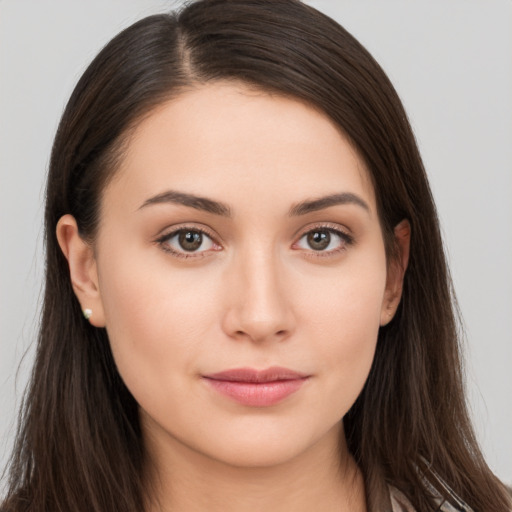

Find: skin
[57,82,410,512]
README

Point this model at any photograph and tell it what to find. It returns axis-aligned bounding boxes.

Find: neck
[143,422,366,512]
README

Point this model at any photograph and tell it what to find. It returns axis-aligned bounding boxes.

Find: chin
[206,438,312,469]
[193,419,342,470]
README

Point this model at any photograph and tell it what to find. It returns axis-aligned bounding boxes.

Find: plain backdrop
[1,0,511,489]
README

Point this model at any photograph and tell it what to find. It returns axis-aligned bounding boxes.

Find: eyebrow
[139,190,369,217]
[139,190,232,217]
[288,193,370,216]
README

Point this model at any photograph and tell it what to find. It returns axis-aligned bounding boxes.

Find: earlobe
[56,215,106,327]
[380,219,411,326]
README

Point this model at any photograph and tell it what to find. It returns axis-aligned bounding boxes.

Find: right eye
[157,228,221,258]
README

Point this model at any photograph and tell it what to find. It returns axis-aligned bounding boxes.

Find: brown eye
[160,228,216,256]
[178,230,203,251]
[306,230,331,250]
[294,226,352,255]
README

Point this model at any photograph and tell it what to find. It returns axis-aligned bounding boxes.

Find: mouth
[202,366,310,407]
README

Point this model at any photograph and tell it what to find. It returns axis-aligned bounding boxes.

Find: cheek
[96,247,220,404]
[296,254,387,410]
[298,250,387,338]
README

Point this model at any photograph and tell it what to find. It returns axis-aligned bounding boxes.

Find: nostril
[233,329,288,340]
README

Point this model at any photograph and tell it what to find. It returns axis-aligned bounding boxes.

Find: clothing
[389,487,416,511]
[388,484,474,512]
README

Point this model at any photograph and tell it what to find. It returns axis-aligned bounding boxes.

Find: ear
[56,214,106,327]
[380,219,411,326]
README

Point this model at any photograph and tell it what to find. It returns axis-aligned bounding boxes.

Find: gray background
[1,0,511,488]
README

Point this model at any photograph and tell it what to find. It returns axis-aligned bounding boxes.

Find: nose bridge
[223,241,295,343]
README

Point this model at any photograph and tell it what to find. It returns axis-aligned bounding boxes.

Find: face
[65,83,403,469]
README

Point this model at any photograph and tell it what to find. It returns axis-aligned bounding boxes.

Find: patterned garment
[389,483,474,512]
[389,487,416,511]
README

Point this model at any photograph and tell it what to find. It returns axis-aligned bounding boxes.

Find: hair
[2,1,510,511]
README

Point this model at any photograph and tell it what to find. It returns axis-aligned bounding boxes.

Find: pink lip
[203,367,310,407]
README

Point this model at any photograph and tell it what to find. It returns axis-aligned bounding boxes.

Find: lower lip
[204,378,308,407]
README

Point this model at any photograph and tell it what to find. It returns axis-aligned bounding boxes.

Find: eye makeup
[292,222,354,259]
[155,224,222,260]
[154,220,355,261]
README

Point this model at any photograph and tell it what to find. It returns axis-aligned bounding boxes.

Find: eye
[294,226,353,255]
[157,227,220,258]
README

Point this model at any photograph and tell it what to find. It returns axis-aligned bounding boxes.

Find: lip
[203,366,310,407]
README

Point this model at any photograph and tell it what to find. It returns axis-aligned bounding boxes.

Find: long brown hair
[2,1,510,510]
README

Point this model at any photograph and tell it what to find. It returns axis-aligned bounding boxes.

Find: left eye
[295,228,348,252]
[161,229,215,254]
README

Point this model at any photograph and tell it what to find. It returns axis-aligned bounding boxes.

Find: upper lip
[203,366,309,383]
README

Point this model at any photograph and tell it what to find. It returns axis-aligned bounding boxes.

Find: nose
[221,248,296,344]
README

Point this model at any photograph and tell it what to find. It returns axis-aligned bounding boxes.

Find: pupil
[179,231,202,251]
[307,230,330,250]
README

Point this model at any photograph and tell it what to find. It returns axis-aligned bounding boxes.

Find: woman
[1,0,510,510]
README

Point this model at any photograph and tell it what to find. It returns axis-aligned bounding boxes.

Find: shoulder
[389,486,416,512]
[389,484,475,512]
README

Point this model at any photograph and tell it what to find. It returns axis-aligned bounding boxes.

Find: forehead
[106,82,376,215]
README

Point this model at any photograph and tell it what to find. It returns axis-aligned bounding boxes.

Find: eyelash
[293,223,354,258]
[155,223,354,260]
[155,224,221,260]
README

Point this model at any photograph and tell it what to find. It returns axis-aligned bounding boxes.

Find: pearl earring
[83,308,92,320]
